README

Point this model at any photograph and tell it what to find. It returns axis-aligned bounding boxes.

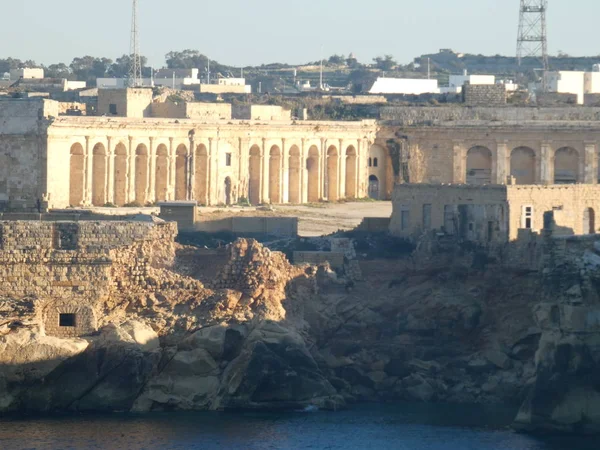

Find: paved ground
[84,201,393,237]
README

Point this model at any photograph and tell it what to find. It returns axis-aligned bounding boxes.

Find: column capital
[495,139,509,146]
[584,140,597,146]
[168,137,174,143]
[541,140,553,146]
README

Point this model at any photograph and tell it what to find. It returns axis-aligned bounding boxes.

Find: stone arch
[345,146,357,199]
[155,144,169,202]
[368,175,380,199]
[510,147,536,185]
[466,146,492,185]
[175,144,188,201]
[306,145,320,202]
[288,145,301,204]
[249,145,261,205]
[269,145,282,204]
[91,143,107,206]
[584,207,596,235]
[43,299,97,338]
[554,147,580,184]
[224,176,232,206]
[327,145,339,201]
[113,143,128,206]
[135,144,148,204]
[69,143,85,207]
[195,144,208,205]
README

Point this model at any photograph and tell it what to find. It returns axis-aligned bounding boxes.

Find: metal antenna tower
[127,0,143,87]
[517,0,549,72]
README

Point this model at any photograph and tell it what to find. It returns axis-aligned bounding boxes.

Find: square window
[59,313,76,327]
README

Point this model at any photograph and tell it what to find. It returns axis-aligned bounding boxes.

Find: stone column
[127,137,136,204]
[188,136,195,200]
[452,140,466,184]
[239,138,249,203]
[281,138,288,203]
[357,140,365,198]
[106,137,114,205]
[319,138,326,200]
[584,141,597,184]
[495,140,509,185]
[261,138,269,204]
[339,138,346,199]
[83,136,93,206]
[207,138,215,205]
[539,141,553,185]
[148,137,156,203]
[168,138,175,201]
[301,138,307,204]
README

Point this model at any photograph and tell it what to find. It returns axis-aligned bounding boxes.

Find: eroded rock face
[3,236,600,435]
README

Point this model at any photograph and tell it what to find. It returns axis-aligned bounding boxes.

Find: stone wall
[390,183,600,243]
[0,220,178,338]
[506,185,600,239]
[389,184,509,243]
[463,84,506,106]
[379,106,600,124]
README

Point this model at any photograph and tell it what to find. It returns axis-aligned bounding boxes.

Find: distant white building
[9,68,45,80]
[369,77,439,95]
[543,70,600,105]
[449,72,495,89]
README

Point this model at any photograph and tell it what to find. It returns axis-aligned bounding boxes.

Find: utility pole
[127,0,143,87]
[517,0,549,87]
[319,45,324,90]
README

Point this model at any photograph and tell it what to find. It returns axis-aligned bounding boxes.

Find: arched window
[374,158,378,168]
[368,158,372,167]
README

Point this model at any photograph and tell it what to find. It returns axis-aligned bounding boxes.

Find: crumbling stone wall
[463,84,506,106]
[0,220,178,338]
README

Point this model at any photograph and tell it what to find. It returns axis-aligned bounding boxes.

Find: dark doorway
[368,175,380,199]
[59,313,76,327]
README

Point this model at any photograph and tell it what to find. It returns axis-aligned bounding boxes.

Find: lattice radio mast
[127,0,143,87]
[517,0,549,72]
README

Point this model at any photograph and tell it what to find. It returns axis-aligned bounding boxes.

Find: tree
[0,58,24,74]
[70,56,113,83]
[373,55,397,71]
[327,54,346,65]
[45,63,71,79]
[110,54,149,78]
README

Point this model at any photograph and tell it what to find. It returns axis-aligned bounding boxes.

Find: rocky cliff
[1,234,600,434]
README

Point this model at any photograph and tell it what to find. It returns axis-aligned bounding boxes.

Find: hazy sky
[3,0,599,67]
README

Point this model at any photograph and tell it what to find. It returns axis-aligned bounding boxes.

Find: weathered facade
[0,95,379,209]
[0,219,177,337]
[390,183,600,242]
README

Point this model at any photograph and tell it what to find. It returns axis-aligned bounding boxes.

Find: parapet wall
[379,106,600,125]
[0,220,176,252]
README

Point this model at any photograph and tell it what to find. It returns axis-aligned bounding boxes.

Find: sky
[2,0,599,67]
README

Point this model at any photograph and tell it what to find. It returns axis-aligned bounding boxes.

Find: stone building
[0,219,177,337]
[0,89,378,210]
[390,184,600,243]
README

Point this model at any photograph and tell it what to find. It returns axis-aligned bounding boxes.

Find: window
[109,104,117,115]
[368,158,372,167]
[423,204,432,229]
[373,158,378,167]
[59,313,76,327]
[522,206,534,229]
[226,153,232,166]
[401,206,410,231]
[444,205,455,235]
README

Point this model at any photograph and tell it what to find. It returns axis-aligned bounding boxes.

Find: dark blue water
[0,404,596,450]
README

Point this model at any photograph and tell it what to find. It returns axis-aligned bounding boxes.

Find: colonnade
[68,135,372,207]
